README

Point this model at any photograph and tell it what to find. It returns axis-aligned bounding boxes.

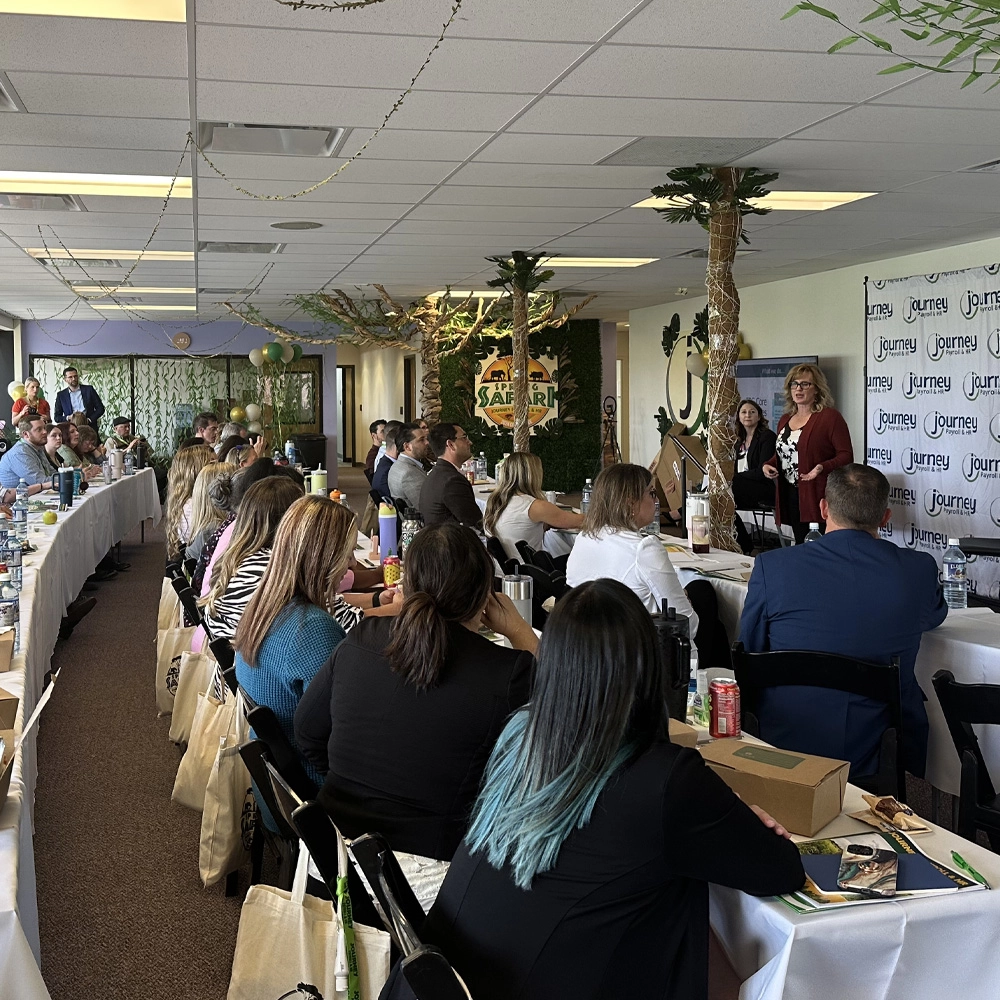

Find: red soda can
[465,469,475,485]
[709,678,741,739]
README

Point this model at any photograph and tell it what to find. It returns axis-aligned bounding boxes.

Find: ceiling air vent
[597,136,779,167]
[671,248,760,259]
[197,241,286,254]
[197,122,348,157]
[0,193,86,211]
[0,72,25,113]
[39,256,121,268]
[199,287,251,295]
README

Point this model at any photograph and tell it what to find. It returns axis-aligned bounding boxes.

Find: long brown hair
[483,452,544,536]
[581,463,650,536]
[165,444,216,558]
[385,523,494,690]
[233,495,357,666]
[201,476,304,614]
[734,399,768,446]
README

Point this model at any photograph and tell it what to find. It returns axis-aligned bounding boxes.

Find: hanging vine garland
[273,0,387,9]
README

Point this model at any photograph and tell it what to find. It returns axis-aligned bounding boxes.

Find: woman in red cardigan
[762,363,853,544]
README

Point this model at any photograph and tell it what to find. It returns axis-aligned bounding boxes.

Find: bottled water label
[0,597,17,629]
[943,561,966,582]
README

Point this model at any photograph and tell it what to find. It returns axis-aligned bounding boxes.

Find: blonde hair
[165,444,216,558]
[483,452,544,536]
[783,363,833,414]
[23,377,40,393]
[233,495,357,666]
[188,464,231,547]
[201,477,304,616]
[581,463,651,537]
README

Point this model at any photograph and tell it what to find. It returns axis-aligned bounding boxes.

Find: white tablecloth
[0,469,161,1000]
[711,781,1000,1000]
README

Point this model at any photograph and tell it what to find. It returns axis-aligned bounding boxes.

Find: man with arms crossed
[420,423,483,530]
[739,463,947,779]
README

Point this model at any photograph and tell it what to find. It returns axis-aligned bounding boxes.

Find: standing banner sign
[866,266,1000,602]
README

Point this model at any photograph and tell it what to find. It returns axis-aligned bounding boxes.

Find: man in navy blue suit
[53,365,105,432]
[739,463,947,778]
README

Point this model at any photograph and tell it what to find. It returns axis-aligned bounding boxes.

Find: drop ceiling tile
[472,133,636,164]
[405,204,612,224]
[509,95,848,137]
[197,188,430,212]
[7,72,189,119]
[194,157,458,187]
[0,114,191,151]
[448,162,670,188]
[797,104,1000,144]
[0,147,193,176]
[340,128,493,162]
[426,185,649,208]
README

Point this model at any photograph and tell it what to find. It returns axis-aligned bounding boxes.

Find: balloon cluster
[684,333,752,378]
[230,403,263,433]
[7,381,25,401]
[248,341,303,368]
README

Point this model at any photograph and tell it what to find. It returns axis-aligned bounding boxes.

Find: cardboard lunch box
[0,686,17,811]
[0,630,15,673]
[654,424,709,506]
[698,739,849,837]
[668,717,699,748]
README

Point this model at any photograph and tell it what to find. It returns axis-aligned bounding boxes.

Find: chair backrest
[263,757,306,835]
[183,557,197,580]
[242,699,319,801]
[515,539,557,574]
[484,535,508,566]
[401,946,472,1000]
[165,559,184,581]
[221,665,239,696]
[238,740,299,841]
[732,642,904,795]
[932,669,1000,806]
[170,576,188,597]
[364,468,374,485]
[210,637,235,673]
[175,584,206,630]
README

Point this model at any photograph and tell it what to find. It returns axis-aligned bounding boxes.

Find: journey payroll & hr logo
[961,287,1000,319]
[903,295,948,323]
[904,523,950,550]
[992,413,1000,445]
[867,374,893,393]
[871,335,916,362]
[923,488,978,518]
[872,408,916,435]
[923,410,978,438]
[889,485,916,507]
[992,496,1000,529]
[901,447,949,474]
[963,371,1000,400]
[867,302,893,322]
[867,446,892,467]
[878,520,893,541]
[989,328,1000,359]
[926,330,978,361]
[963,453,1000,482]
[902,372,950,398]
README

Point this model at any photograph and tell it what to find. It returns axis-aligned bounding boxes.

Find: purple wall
[20,319,341,480]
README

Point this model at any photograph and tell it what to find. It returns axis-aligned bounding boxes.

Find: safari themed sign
[475,349,559,431]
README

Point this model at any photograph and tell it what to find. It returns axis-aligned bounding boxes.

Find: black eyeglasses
[789,380,814,390]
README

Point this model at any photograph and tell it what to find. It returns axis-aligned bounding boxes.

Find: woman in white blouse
[566,463,698,636]
[483,452,583,561]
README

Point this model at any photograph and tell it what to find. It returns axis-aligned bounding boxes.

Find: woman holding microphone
[762,363,853,545]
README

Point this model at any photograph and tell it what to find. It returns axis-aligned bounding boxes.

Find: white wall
[629,234,1000,467]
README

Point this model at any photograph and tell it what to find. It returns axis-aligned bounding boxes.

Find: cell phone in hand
[836,842,898,897]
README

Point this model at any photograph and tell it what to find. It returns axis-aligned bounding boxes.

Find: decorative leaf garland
[274,0,385,10]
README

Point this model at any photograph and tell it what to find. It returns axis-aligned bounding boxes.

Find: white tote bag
[157,577,180,631]
[227,840,390,1000]
[155,624,197,716]
[168,650,218,745]
[171,678,238,812]
[199,694,253,886]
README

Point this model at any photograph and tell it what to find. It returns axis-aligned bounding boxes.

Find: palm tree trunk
[419,329,442,424]
[511,288,530,453]
[705,168,742,553]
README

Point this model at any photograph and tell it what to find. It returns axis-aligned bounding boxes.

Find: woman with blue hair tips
[383,579,804,1000]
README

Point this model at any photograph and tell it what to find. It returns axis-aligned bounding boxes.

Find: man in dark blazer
[53,366,105,431]
[739,463,947,778]
[419,422,483,530]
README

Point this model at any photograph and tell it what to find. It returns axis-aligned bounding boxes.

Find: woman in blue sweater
[233,494,358,784]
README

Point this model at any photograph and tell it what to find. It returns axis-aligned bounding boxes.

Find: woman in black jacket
[732,399,777,553]
[294,522,537,862]
[380,580,804,1000]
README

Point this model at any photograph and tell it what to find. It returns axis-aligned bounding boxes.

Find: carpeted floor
[34,520,245,1000]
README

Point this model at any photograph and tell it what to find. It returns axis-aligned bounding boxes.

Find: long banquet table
[0,469,161,999]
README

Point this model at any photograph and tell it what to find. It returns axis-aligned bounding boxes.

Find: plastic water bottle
[646,495,661,536]
[804,523,823,543]
[285,439,297,465]
[0,571,19,652]
[5,531,22,591]
[124,449,135,476]
[942,538,968,610]
[580,478,593,516]
[0,513,9,555]
[12,480,28,543]
[478,452,487,481]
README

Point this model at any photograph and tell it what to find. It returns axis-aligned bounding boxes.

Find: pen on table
[952,851,990,886]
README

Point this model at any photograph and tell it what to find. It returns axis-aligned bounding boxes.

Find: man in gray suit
[388,422,433,512]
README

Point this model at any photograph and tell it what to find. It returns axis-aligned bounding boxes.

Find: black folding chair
[485,535,511,569]
[932,670,1000,851]
[183,557,197,580]
[364,468,375,485]
[210,637,235,673]
[221,665,239,696]
[173,583,205,630]
[238,740,299,889]
[732,642,905,799]
[165,559,184,582]
[515,540,558,574]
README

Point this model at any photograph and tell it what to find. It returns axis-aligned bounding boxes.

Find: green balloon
[263,342,284,363]
[291,344,303,363]
[36,387,44,400]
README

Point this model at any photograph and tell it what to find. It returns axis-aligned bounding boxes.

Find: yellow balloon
[11,388,25,401]
[739,342,752,360]
[8,382,24,401]
[229,405,247,422]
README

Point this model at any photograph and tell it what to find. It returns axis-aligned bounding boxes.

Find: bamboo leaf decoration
[784,0,1000,88]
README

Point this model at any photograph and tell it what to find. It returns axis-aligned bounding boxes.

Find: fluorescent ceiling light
[632,191,877,212]
[91,304,197,312]
[541,257,656,268]
[429,290,541,300]
[0,172,191,199]
[72,286,195,295]
[28,248,194,261]
[0,1,185,21]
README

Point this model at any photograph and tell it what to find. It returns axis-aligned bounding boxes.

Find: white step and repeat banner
[866,266,1000,602]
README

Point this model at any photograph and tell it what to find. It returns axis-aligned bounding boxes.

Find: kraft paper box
[698,740,849,836]
[0,686,17,811]
[668,718,698,748]
[654,424,709,507]
[0,630,15,673]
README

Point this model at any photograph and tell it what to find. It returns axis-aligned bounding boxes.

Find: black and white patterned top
[204,547,272,641]
[776,425,802,485]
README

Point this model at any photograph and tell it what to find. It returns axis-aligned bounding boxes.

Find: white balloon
[248,348,264,367]
[685,351,708,378]
[245,403,261,421]
[6,381,20,396]
[247,420,263,434]
[281,343,295,364]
